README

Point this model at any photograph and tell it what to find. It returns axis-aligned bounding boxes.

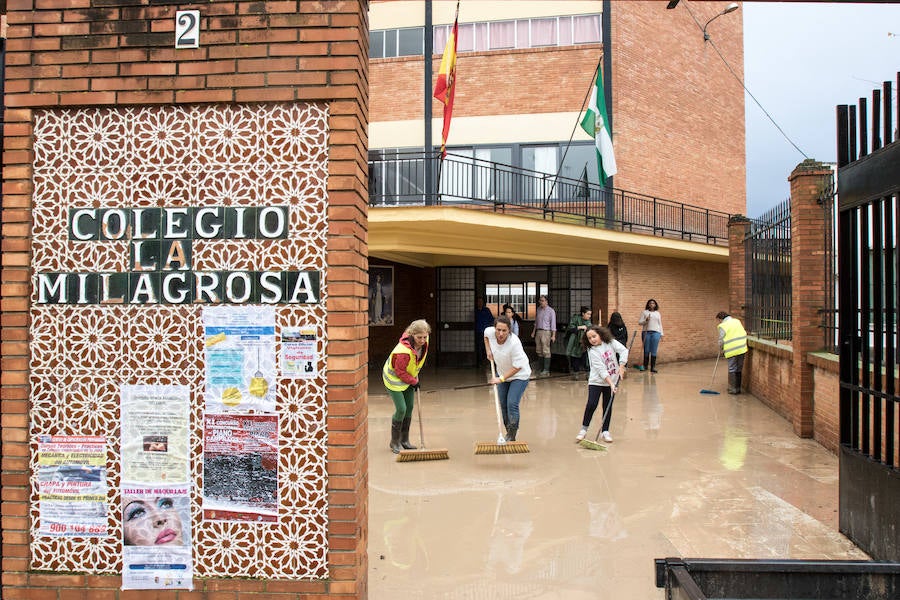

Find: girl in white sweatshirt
[576,326,628,443]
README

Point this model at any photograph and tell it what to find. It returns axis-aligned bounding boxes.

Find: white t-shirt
[484,327,532,381]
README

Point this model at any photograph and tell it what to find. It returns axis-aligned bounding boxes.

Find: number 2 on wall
[175,10,200,49]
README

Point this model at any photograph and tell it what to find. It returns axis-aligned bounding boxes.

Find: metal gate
[836,74,900,562]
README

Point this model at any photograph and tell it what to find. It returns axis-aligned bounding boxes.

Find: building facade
[368,1,744,367]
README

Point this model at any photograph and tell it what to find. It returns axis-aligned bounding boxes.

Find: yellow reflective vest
[382,337,428,391]
[717,317,748,358]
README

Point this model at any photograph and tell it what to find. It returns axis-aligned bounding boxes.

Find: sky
[741,2,900,217]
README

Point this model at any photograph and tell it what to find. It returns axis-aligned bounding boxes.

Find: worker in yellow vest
[382,319,431,453]
[716,311,748,394]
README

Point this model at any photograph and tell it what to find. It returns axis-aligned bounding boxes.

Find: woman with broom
[382,319,430,454]
[484,315,532,442]
[575,326,627,444]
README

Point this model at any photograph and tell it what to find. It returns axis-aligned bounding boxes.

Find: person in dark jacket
[607,312,629,368]
[565,306,593,379]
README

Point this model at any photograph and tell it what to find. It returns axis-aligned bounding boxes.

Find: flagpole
[545,58,602,204]
[424,0,434,205]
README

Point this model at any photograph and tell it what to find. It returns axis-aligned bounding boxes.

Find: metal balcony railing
[369,151,730,246]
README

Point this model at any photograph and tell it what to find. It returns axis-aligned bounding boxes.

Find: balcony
[369,151,731,246]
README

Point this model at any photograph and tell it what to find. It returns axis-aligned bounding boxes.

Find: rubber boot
[650,356,658,373]
[389,420,403,454]
[400,416,417,450]
[505,423,519,442]
[639,354,649,371]
[541,357,551,376]
[735,372,742,394]
[728,373,739,394]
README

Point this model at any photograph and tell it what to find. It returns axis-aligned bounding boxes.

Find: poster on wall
[37,435,108,537]
[121,485,193,590]
[203,414,279,523]
[368,265,394,326]
[120,385,191,484]
[203,306,277,413]
[281,327,318,379]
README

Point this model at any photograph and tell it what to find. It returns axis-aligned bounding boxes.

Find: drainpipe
[603,0,614,224]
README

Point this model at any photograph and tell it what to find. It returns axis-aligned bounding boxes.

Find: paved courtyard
[366,359,866,599]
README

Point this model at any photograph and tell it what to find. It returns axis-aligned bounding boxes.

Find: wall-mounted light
[703,3,740,42]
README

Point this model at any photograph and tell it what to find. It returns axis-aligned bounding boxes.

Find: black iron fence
[744,198,792,341]
[369,151,730,245]
[822,178,838,353]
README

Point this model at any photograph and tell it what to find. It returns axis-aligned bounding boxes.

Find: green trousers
[388,387,415,421]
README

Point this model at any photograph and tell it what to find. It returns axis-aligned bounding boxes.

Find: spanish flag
[433,4,459,158]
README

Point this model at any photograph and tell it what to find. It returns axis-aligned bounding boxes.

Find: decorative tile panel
[29,103,330,579]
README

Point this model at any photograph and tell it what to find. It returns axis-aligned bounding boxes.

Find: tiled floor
[367,359,867,599]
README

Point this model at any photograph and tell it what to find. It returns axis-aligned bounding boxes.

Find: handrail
[368,151,730,246]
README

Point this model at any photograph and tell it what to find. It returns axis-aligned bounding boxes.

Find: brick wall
[745,339,794,423]
[371,44,602,123]
[610,1,745,215]
[809,353,840,454]
[608,252,728,364]
[2,1,370,598]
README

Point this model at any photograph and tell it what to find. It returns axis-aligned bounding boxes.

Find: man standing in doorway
[532,294,557,376]
[716,311,748,394]
[475,297,495,369]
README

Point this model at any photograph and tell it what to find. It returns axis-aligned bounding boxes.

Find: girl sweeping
[576,326,628,444]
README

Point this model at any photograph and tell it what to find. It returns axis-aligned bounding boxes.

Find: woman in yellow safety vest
[716,311,748,394]
[382,319,431,453]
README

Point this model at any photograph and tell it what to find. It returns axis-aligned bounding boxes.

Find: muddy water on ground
[367,360,866,599]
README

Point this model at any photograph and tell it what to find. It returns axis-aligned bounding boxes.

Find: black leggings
[582,384,613,431]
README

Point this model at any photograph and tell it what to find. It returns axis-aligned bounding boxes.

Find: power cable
[681,2,809,160]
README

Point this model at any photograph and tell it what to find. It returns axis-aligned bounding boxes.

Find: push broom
[397,388,449,462]
[474,360,530,455]
[700,351,721,395]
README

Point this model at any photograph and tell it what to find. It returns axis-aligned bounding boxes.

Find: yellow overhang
[368,206,729,268]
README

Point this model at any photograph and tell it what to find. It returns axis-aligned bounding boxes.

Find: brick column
[789,160,833,437]
[727,215,751,322]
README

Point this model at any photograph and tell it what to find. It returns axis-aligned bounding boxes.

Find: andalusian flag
[433,4,459,158]
[580,67,617,186]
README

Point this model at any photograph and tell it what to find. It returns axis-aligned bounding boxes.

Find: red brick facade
[370,2,745,217]
[2,1,370,598]
[607,252,728,364]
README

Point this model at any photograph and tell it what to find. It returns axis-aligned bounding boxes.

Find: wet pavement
[367,359,867,599]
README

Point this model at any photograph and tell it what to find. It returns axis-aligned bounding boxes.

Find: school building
[0,1,753,598]
[367,0,744,367]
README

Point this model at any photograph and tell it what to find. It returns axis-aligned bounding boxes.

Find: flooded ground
[367,359,866,599]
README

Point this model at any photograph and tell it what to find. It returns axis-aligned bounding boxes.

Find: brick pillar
[727,215,751,322]
[789,160,833,437]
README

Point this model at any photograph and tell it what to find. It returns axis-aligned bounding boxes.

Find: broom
[700,351,721,395]
[578,376,619,451]
[474,360,530,455]
[397,388,449,462]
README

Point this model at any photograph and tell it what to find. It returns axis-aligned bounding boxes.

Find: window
[489,20,516,49]
[530,18,558,47]
[485,282,548,320]
[397,28,424,55]
[372,14,602,59]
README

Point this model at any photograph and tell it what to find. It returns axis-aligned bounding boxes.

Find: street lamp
[703,3,739,42]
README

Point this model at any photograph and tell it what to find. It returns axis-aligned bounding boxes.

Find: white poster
[37,435,108,537]
[203,306,277,413]
[121,485,192,590]
[120,385,191,485]
[281,327,318,379]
